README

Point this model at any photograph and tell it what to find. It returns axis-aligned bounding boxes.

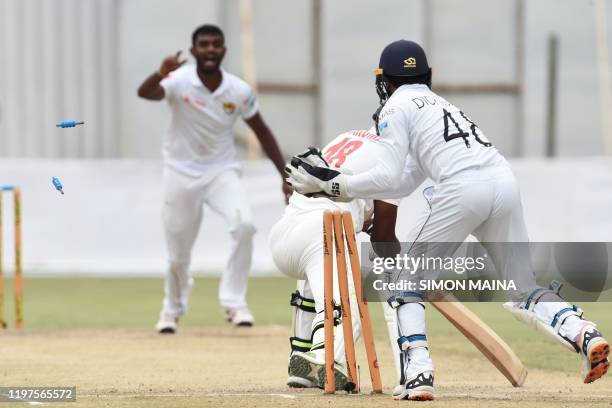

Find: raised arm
[245,113,285,174]
[137,51,187,101]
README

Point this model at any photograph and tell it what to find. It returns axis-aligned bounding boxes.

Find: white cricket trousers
[161,167,255,318]
[403,164,535,297]
[270,208,353,312]
[396,164,536,357]
[270,209,362,357]
[396,165,591,360]
[408,165,529,243]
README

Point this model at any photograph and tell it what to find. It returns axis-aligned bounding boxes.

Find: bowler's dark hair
[192,24,225,46]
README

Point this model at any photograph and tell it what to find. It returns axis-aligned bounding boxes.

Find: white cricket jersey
[160,65,258,181]
[346,84,507,198]
[288,129,401,230]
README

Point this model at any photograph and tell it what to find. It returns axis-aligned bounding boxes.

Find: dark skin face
[137,31,290,202]
[190,33,226,75]
[384,81,398,97]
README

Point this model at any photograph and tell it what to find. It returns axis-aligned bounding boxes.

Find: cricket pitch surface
[2,325,611,407]
[1,278,610,407]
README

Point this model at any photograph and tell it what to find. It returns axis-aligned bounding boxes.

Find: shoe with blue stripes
[392,371,434,401]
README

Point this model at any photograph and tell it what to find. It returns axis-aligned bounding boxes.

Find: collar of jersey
[189,65,228,96]
[397,83,429,92]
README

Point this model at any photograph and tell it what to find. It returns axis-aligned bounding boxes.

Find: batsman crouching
[269,128,404,390]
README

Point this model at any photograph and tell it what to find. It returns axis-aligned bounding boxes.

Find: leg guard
[310,299,362,366]
[387,291,426,309]
[388,292,427,351]
[395,300,433,385]
[309,303,341,353]
[287,282,320,388]
[397,333,429,351]
[289,283,316,353]
[504,281,583,352]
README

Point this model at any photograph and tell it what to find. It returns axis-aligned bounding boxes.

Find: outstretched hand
[159,51,188,77]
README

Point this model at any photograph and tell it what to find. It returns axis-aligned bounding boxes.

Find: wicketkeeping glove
[285,147,352,202]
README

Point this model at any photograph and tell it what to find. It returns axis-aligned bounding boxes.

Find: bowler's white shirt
[346,84,506,198]
[161,65,258,181]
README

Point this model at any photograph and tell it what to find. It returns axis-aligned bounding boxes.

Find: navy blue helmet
[372,40,432,134]
[377,40,430,78]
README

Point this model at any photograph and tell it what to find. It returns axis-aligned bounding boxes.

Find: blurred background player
[287,40,609,400]
[137,24,290,332]
[270,128,404,390]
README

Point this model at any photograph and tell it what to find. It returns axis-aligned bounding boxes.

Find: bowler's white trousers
[160,166,255,318]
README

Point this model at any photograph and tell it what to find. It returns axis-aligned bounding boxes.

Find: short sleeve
[160,72,181,102]
[240,85,259,119]
[380,198,401,206]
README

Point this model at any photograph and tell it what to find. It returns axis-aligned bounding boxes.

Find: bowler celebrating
[138,24,289,332]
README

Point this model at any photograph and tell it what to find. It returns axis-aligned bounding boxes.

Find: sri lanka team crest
[223,102,236,114]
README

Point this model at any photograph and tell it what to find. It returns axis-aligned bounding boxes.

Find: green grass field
[0,277,610,407]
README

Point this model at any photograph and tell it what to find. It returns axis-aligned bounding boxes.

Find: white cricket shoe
[288,351,350,391]
[225,307,255,327]
[155,314,178,334]
[577,323,610,383]
[314,358,352,391]
[392,384,406,398]
[287,352,319,388]
[392,370,434,401]
[286,375,317,389]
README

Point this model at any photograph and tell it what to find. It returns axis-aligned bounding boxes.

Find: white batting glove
[285,147,351,201]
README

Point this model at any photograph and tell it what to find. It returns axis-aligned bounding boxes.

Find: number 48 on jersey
[442,109,492,149]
